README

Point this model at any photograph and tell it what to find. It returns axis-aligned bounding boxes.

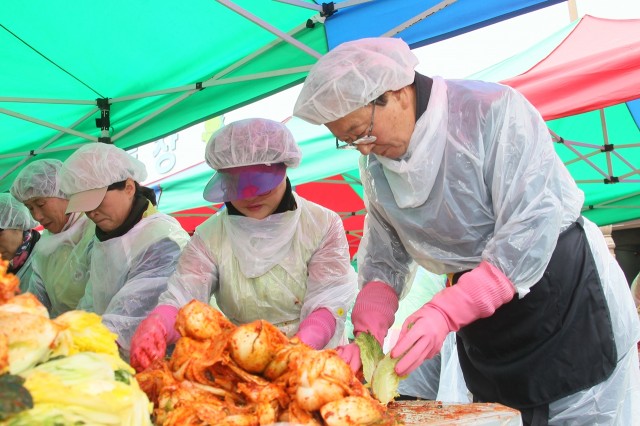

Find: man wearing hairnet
[294,37,640,425]
[59,143,190,360]
[129,118,357,373]
[11,159,95,317]
[0,194,40,291]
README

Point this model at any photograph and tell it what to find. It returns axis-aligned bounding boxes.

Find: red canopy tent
[295,174,365,260]
[500,15,640,121]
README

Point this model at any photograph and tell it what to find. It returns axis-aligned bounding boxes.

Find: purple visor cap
[203,163,287,203]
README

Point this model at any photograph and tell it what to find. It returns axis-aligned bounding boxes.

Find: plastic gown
[159,193,358,348]
[16,254,35,293]
[357,77,640,423]
[78,211,189,359]
[27,213,95,317]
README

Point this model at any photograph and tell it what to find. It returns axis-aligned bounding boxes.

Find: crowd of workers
[1,37,638,426]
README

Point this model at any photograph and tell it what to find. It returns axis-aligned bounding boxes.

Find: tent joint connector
[196,82,203,91]
[555,137,564,144]
[601,144,614,152]
[96,97,110,109]
[321,2,336,17]
[98,136,113,144]
[95,98,111,131]
[604,176,619,184]
[29,150,36,157]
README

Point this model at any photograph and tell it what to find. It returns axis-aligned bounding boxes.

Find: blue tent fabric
[325,0,567,49]
[628,99,640,128]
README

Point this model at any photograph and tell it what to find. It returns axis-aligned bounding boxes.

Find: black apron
[455,218,617,424]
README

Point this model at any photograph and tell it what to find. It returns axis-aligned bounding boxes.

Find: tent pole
[0,157,31,183]
[0,107,98,142]
[111,90,197,142]
[216,0,322,59]
[207,22,311,80]
[110,66,311,104]
[0,107,97,183]
[561,140,610,180]
[382,0,457,37]
[202,67,312,87]
[567,0,578,22]
[598,109,616,180]
[0,144,87,160]
[0,97,94,105]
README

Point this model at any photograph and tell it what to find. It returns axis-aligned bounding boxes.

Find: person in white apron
[11,159,95,318]
[59,143,190,360]
[0,193,39,291]
[130,118,358,373]
[293,37,640,425]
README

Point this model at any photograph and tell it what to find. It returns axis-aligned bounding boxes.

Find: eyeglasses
[335,102,377,150]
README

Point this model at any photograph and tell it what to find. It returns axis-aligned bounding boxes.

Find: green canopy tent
[471,15,640,225]
[0,0,566,192]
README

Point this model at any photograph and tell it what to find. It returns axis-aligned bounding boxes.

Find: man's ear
[125,178,137,196]
[395,85,415,109]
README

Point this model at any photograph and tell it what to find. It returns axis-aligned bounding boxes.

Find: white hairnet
[60,143,147,195]
[293,37,418,125]
[0,194,38,230]
[11,159,67,202]
[205,118,302,170]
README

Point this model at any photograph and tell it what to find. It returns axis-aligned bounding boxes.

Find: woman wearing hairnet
[59,143,190,360]
[10,159,95,317]
[129,118,358,373]
[0,194,40,291]
[293,37,640,425]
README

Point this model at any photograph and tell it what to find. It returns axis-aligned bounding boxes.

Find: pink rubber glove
[336,281,399,373]
[130,305,180,373]
[391,261,516,376]
[295,307,337,349]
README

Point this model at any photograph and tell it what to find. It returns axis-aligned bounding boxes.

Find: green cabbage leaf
[354,332,384,384]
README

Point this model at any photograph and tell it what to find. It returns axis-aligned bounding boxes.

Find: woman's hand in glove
[130,305,180,373]
[336,342,362,372]
[336,281,399,373]
[294,307,336,350]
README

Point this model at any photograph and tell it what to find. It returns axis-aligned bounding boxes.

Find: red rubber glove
[295,308,337,349]
[391,261,515,376]
[130,305,180,373]
[336,281,399,372]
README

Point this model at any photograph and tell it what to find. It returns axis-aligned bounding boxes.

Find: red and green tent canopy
[472,15,640,225]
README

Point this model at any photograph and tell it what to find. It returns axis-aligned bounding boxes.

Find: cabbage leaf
[370,354,405,405]
[354,332,384,384]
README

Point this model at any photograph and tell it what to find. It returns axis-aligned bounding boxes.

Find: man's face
[327,90,415,159]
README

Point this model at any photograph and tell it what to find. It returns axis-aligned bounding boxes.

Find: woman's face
[0,228,24,261]
[23,197,70,234]
[326,88,416,159]
[229,177,287,220]
[86,179,136,232]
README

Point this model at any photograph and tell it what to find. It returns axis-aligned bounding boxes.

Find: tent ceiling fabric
[1,0,565,193]
[471,15,640,226]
